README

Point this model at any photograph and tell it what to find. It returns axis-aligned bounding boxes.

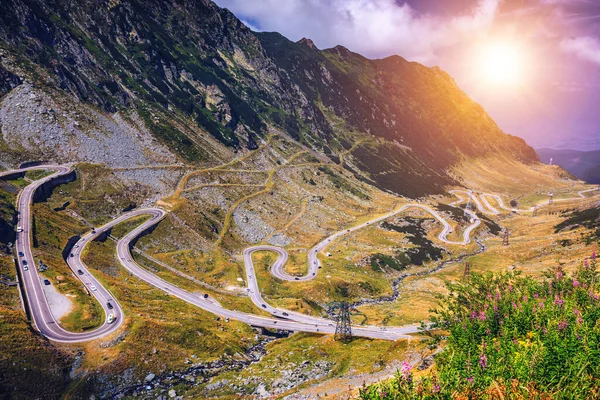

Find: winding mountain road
[3,164,598,343]
[452,187,600,215]
[0,165,124,342]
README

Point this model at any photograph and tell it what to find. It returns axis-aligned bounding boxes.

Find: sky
[213,0,600,151]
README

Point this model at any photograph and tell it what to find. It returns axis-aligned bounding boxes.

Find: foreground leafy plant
[360,253,600,399]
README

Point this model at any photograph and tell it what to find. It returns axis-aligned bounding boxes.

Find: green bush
[360,253,600,399]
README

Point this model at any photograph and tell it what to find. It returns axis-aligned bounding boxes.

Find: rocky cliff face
[0,0,538,197]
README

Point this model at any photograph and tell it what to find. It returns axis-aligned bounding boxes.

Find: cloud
[560,36,600,65]
[215,0,501,63]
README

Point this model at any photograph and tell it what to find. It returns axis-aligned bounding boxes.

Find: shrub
[360,253,600,399]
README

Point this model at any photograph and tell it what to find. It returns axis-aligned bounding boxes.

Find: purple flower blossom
[401,361,412,380]
[574,280,580,287]
[557,321,569,330]
[534,293,539,299]
[592,252,596,260]
[523,295,528,302]
[432,384,440,393]
[466,376,474,384]
[479,353,488,370]
[554,296,564,307]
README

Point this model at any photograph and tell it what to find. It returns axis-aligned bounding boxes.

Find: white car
[106,313,115,324]
[16,226,23,232]
[89,285,97,291]
[23,265,28,271]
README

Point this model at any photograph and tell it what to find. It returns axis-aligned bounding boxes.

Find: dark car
[70,253,74,258]
[22,260,28,265]
[77,269,84,275]
[43,279,50,286]
[107,302,114,310]
[294,277,299,280]
[261,304,267,309]
[18,252,24,257]
[203,294,209,299]
[282,312,289,317]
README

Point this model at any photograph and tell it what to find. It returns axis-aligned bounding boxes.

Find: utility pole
[502,229,510,246]
[549,193,554,205]
[334,302,352,342]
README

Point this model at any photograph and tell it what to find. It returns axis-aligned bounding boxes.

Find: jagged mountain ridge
[0,0,537,197]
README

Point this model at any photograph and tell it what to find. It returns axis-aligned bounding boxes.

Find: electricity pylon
[332,302,352,342]
[502,229,510,246]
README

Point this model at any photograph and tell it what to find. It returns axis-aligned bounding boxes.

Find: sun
[475,41,526,87]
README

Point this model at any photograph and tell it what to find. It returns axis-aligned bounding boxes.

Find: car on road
[77,269,84,275]
[89,285,97,291]
[282,312,289,317]
[203,294,209,299]
[107,302,113,310]
[43,279,51,286]
[16,226,23,232]
[22,260,27,265]
[70,253,74,258]
[106,313,115,324]
[74,244,79,248]
[23,265,28,271]
[294,277,299,280]
[18,252,24,257]
[261,304,267,308]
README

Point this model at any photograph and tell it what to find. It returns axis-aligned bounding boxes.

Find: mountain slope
[0,0,537,197]
[537,148,600,184]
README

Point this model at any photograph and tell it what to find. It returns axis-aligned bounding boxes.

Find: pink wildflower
[557,321,569,330]
[401,361,412,380]
[479,353,488,370]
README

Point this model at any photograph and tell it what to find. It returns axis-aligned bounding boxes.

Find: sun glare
[476,41,525,87]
